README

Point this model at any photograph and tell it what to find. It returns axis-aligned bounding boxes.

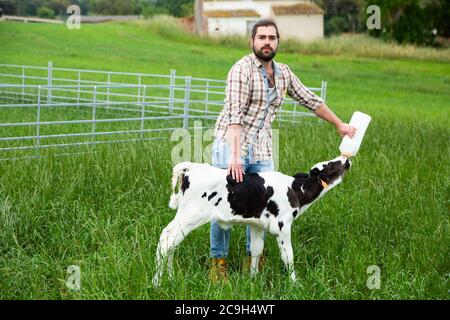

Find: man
[209,19,355,282]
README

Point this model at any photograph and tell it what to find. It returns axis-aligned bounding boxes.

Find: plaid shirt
[214,53,324,161]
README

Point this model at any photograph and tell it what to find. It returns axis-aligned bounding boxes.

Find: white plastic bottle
[339,111,371,157]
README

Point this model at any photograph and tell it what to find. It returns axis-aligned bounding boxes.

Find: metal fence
[0,62,327,160]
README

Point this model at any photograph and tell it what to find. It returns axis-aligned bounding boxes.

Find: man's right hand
[226,124,244,183]
[228,160,244,183]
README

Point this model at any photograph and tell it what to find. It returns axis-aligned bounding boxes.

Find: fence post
[140,85,147,140]
[137,75,141,113]
[278,105,283,128]
[169,69,176,115]
[294,103,297,122]
[92,86,97,144]
[47,61,53,104]
[36,86,42,150]
[107,72,111,109]
[204,81,209,116]
[183,76,191,129]
[22,66,25,102]
[77,71,81,108]
[320,81,327,102]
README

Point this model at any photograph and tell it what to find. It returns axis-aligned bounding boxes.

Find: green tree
[90,0,139,15]
[325,16,350,35]
[11,0,40,16]
[318,0,365,35]
[0,0,91,16]
[0,0,17,15]
[423,0,450,38]
[48,0,70,17]
[365,0,447,46]
[139,0,169,18]
[155,0,194,17]
[37,6,54,18]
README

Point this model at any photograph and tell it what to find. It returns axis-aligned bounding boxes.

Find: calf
[153,155,351,286]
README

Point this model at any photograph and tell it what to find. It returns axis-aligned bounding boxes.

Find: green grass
[0,20,449,299]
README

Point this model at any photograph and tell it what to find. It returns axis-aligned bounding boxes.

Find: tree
[0,0,16,15]
[10,0,40,16]
[365,0,448,46]
[155,0,194,17]
[139,0,169,18]
[48,0,71,17]
[37,6,55,18]
[423,0,450,38]
[89,0,139,15]
[316,0,365,35]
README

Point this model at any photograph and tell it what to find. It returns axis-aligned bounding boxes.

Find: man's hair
[251,19,280,40]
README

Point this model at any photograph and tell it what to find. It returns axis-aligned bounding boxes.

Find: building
[195,0,324,42]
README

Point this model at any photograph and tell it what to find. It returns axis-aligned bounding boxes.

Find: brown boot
[243,255,266,273]
[209,257,228,283]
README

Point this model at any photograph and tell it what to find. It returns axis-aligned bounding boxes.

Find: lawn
[0,20,448,299]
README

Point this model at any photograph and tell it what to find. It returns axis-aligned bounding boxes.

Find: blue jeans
[210,139,274,258]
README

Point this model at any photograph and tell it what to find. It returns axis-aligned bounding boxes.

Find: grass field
[0,20,449,299]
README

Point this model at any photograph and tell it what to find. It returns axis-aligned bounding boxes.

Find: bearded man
[209,19,355,282]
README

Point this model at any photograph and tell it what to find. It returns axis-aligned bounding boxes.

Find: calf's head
[310,156,351,190]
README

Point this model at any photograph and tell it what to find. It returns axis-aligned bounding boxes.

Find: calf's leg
[249,225,265,276]
[153,210,208,286]
[276,229,297,282]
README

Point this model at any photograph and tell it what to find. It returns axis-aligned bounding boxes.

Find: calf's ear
[310,168,320,176]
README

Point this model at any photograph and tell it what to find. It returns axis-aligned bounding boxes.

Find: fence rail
[0,62,327,160]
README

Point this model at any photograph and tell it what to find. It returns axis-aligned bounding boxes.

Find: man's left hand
[336,122,356,138]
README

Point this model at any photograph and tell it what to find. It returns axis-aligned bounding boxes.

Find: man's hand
[226,124,244,183]
[228,159,244,183]
[336,122,356,138]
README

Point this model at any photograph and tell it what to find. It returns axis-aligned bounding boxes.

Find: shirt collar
[250,52,281,77]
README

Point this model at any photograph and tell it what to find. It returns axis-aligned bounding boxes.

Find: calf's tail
[168,161,195,209]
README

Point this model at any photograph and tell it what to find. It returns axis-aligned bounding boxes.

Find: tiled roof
[272,3,324,15]
[204,9,260,18]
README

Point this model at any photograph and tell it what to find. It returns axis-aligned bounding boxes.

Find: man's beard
[253,45,277,62]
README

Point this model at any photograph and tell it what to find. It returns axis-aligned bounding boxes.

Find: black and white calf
[153,156,351,286]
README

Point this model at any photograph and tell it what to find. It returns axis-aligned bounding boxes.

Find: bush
[157,0,194,17]
[141,4,169,19]
[325,16,350,36]
[37,7,55,19]
[91,0,138,15]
